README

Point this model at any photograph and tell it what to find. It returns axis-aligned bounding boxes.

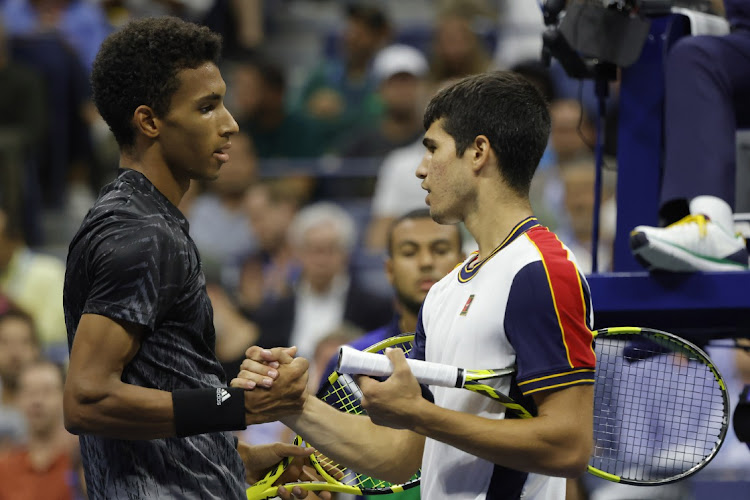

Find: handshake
[230,345,311,425]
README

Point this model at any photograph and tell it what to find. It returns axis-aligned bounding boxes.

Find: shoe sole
[630,232,749,272]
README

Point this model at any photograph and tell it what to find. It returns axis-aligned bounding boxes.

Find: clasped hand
[232,345,424,430]
[231,346,310,425]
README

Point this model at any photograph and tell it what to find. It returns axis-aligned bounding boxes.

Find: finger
[260,347,297,364]
[240,358,280,379]
[234,369,275,388]
[276,485,293,500]
[229,376,256,390]
[245,345,266,361]
[283,346,298,357]
[287,356,310,376]
[291,485,309,498]
[355,374,377,392]
[384,348,413,378]
[273,442,316,458]
[242,347,280,369]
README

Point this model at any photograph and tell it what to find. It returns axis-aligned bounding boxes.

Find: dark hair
[423,71,551,196]
[0,307,40,347]
[386,208,464,257]
[91,17,223,149]
[249,56,286,92]
[346,3,389,32]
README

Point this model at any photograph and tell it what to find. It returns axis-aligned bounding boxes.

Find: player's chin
[428,208,459,225]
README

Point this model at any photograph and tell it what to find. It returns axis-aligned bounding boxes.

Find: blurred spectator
[228,56,324,159]
[187,131,258,275]
[292,2,391,153]
[231,180,302,310]
[365,138,426,251]
[0,22,46,244]
[1,0,112,73]
[0,204,67,350]
[253,202,393,358]
[0,22,45,147]
[0,360,80,500]
[5,11,96,218]
[428,2,492,85]
[511,59,559,172]
[549,99,596,166]
[206,281,261,380]
[527,98,597,234]
[340,43,429,159]
[97,0,214,23]
[493,0,545,70]
[556,159,617,273]
[510,59,556,103]
[207,180,302,379]
[0,308,40,451]
[310,322,363,390]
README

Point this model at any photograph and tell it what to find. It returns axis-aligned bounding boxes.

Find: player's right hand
[231,346,298,390]
[234,355,310,425]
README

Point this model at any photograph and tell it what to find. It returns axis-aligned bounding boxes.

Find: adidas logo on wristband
[216,388,231,405]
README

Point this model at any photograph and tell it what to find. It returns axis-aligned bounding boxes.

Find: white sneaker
[630,196,749,272]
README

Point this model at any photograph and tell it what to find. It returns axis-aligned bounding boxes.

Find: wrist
[172,387,245,437]
[407,397,434,435]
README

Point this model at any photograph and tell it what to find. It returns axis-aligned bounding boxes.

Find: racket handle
[337,346,464,388]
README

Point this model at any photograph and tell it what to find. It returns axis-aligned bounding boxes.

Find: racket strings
[311,339,419,491]
[591,336,726,482]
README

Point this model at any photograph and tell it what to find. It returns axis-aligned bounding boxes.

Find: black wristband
[172,387,245,437]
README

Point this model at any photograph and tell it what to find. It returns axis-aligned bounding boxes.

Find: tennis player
[62,17,319,500]
[237,71,596,500]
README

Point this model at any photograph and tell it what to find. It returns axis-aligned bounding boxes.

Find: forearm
[282,397,423,483]
[408,390,592,478]
[64,378,175,439]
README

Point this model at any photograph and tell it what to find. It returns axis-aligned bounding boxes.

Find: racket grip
[337,346,464,388]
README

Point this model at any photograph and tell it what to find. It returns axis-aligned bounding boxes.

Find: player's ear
[471,135,492,173]
[133,105,160,139]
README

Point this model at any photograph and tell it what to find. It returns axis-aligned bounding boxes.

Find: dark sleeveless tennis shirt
[64,168,245,499]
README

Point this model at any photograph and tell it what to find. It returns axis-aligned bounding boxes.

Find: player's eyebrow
[197,92,222,103]
[422,137,437,150]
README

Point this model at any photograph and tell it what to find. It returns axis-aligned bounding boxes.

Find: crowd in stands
[0,0,747,499]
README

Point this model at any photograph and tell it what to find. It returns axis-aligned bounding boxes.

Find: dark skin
[63,62,327,499]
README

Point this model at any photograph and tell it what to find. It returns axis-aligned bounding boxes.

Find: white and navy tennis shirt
[411,216,596,500]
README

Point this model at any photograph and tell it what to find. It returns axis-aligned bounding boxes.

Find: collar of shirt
[116,168,190,232]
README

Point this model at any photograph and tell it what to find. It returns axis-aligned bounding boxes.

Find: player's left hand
[357,348,426,430]
[238,441,331,499]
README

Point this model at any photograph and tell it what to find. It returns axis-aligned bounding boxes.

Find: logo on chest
[459,294,476,316]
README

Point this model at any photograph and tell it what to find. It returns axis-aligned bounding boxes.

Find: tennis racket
[245,334,420,500]
[337,326,729,486]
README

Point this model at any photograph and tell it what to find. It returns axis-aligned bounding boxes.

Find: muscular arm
[280,397,424,484]
[360,349,593,479]
[63,313,175,439]
[410,386,592,477]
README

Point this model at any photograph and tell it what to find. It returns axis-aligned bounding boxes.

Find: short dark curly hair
[91,17,222,149]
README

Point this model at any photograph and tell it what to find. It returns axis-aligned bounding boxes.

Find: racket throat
[455,367,465,388]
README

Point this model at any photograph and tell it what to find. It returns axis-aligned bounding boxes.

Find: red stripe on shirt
[526,227,596,369]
